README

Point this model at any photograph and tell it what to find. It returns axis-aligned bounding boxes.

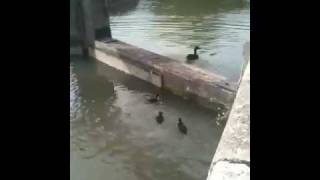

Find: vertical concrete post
[71,0,112,56]
[78,0,95,56]
[92,0,112,40]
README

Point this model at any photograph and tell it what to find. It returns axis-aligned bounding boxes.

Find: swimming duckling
[186,46,200,60]
[156,111,164,124]
[148,94,160,103]
[177,118,187,135]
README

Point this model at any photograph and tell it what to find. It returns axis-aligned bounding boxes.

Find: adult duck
[148,94,160,103]
[186,46,200,60]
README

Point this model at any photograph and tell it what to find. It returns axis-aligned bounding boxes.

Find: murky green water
[110,0,250,82]
[70,57,228,180]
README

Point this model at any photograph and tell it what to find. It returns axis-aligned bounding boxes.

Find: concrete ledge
[208,161,250,180]
[90,40,237,109]
[207,61,250,180]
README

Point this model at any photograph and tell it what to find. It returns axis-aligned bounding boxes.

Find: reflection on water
[70,57,228,180]
[110,0,250,82]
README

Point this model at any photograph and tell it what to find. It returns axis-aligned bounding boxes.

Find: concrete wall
[70,0,78,38]
[240,41,250,84]
[206,58,250,180]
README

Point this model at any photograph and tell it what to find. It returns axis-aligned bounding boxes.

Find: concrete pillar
[92,0,112,40]
[78,0,95,56]
[70,0,83,55]
[70,0,112,56]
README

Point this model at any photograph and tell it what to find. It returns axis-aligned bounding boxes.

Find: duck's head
[159,111,163,116]
[194,46,201,50]
[178,118,182,123]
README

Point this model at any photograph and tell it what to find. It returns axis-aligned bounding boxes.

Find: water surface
[110,0,250,82]
[70,57,228,180]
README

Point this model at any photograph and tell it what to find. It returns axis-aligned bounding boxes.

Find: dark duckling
[186,46,200,60]
[156,111,164,124]
[177,118,187,135]
[148,94,160,103]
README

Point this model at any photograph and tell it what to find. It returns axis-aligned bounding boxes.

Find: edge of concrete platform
[206,59,250,180]
[89,40,237,110]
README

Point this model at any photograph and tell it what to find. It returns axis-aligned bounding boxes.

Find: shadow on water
[70,56,119,139]
[70,57,115,100]
[108,0,140,15]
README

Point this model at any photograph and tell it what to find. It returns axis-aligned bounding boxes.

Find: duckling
[177,118,187,135]
[156,111,164,124]
[148,94,160,103]
[186,46,201,60]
